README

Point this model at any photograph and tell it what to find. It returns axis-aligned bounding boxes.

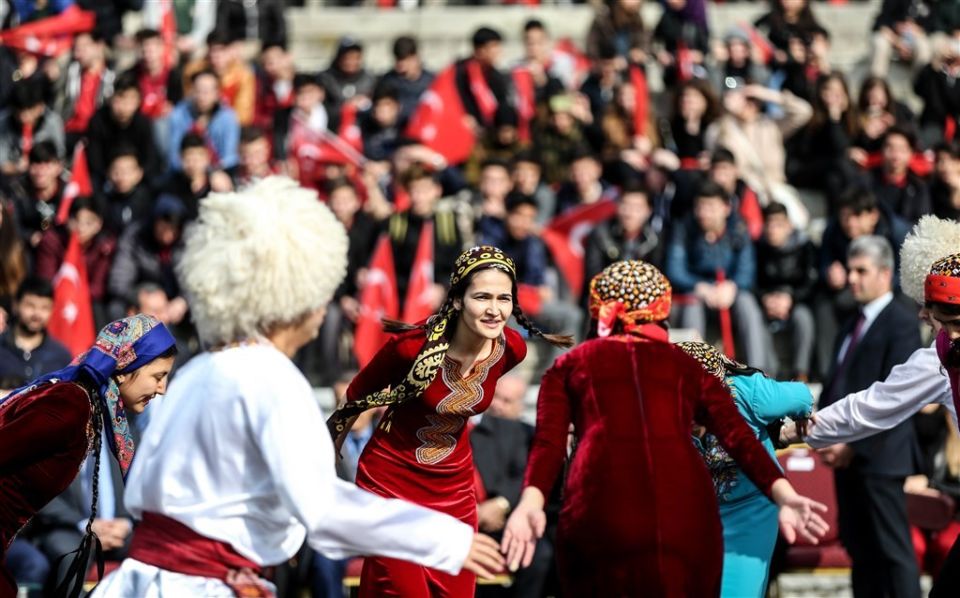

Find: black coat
[470,415,534,509]
[86,106,162,191]
[756,230,818,304]
[820,299,922,477]
[870,169,932,224]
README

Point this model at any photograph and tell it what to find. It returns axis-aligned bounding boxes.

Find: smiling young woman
[327,245,573,598]
[0,314,176,596]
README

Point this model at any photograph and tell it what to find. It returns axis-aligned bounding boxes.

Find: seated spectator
[215,0,287,48]
[931,141,960,220]
[706,78,812,228]
[471,374,555,598]
[753,0,824,61]
[869,0,933,78]
[128,29,183,121]
[183,30,256,126]
[274,74,329,187]
[776,25,832,103]
[555,150,618,215]
[913,32,960,148]
[852,76,914,159]
[665,181,771,370]
[358,83,403,163]
[310,178,377,386]
[653,0,709,86]
[788,72,860,202]
[0,199,27,316]
[34,426,134,590]
[511,151,556,228]
[56,30,114,150]
[579,40,621,127]
[756,202,817,381]
[0,80,65,176]
[586,0,647,66]
[162,132,233,222]
[708,149,763,240]
[600,79,657,182]
[35,196,115,326]
[253,42,295,131]
[814,187,908,377]
[107,194,187,324]
[517,19,571,100]
[0,276,70,382]
[0,47,56,108]
[534,94,593,186]
[711,27,770,90]
[167,69,240,173]
[465,105,525,187]
[234,126,277,188]
[86,71,161,193]
[585,183,664,286]
[478,192,582,379]
[99,147,153,235]
[320,36,376,116]
[387,165,466,313]
[870,126,932,223]
[474,158,514,223]
[1,141,66,251]
[669,79,720,169]
[378,36,435,121]
[455,27,510,133]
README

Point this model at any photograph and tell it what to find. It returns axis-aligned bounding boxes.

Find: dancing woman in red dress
[502,260,829,597]
[326,245,572,598]
[0,314,176,597]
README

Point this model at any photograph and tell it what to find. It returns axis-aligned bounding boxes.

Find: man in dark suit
[471,375,553,598]
[818,234,922,598]
[33,430,134,590]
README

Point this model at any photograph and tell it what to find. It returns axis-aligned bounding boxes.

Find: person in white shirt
[781,215,960,597]
[93,176,503,597]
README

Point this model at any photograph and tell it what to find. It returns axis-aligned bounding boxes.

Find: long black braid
[53,388,105,598]
[512,305,575,349]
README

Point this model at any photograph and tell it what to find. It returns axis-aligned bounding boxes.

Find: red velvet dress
[347,327,526,598]
[0,383,93,597]
[523,334,784,597]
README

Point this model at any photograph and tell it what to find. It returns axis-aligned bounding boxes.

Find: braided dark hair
[512,304,574,349]
[53,389,105,598]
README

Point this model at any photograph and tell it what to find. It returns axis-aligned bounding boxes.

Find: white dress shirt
[94,343,471,596]
[807,343,957,448]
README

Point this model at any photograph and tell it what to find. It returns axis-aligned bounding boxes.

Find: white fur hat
[178,176,348,346]
[899,215,960,305]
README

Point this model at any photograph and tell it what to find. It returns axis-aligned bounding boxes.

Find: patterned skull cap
[925,252,960,305]
[588,260,672,329]
[675,341,748,381]
[450,245,517,288]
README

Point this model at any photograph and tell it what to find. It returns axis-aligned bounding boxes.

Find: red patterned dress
[346,327,527,597]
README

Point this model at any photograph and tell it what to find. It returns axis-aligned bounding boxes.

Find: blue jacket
[166,101,239,172]
[665,215,756,293]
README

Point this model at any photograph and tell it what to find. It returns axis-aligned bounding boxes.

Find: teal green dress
[693,372,813,598]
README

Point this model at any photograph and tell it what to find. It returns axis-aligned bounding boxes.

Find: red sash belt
[129,512,273,597]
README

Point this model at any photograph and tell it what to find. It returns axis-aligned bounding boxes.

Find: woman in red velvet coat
[0,315,175,597]
[326,246,572,598]
[502,260,829,597]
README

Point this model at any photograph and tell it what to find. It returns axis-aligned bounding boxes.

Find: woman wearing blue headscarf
[0,314,176,598]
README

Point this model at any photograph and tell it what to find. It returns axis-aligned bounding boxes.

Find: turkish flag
[0,6,96,57]
[402,221,435,324]
[512,66,535,143]
[404,66,476,165]
[48,233,95,358]
[159,0,177,69]
[542,199,618,298]
[339,101,364,155]
[56,142,92,225]
[553,38,592,88]
[354,235,400,367]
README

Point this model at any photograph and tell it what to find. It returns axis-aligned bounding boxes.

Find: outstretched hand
[778,494,830,545]
[500,503,546,572]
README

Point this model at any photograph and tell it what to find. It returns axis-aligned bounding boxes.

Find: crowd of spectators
[0,0,959,594]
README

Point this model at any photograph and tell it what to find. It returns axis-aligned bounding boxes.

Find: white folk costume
[93,177,473,598]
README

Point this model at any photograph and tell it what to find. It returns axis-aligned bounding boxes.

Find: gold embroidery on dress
[414,336,506,465]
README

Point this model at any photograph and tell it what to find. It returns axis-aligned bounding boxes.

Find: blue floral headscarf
[1,314,176,477]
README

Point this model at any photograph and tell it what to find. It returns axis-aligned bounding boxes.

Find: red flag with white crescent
[354,235,401,367]
[56,142,92,225]
[542,199,618,297]
[48,232,95,358]
[404,65,476,165]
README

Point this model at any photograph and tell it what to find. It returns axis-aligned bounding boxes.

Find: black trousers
[930,536,960,598]
[835,469,921,598]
